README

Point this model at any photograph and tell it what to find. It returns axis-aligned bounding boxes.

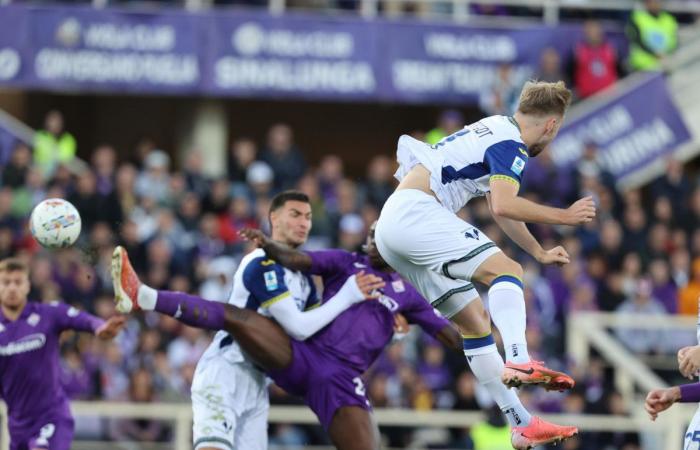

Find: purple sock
[680,383,700,403]
[156,291,226,331]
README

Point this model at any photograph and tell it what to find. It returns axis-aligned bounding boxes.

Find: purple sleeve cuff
[680,383,700,403]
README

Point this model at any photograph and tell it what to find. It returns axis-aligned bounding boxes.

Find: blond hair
[0,258,28,274]
[517,80,572,117]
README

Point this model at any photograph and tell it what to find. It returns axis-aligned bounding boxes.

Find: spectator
[111,369,167,442]
[425,110,464,145]
[571,20,620,99]
[134,150,171,203]
[480,63,520,116]
[91,145,117,196]
[2,143,31,188]
[34,110,76,177]
[246,161,275,200]
[362,155,396,208]
[535,47,567,85]
[679,258,700,315]
[652,158,690,213]
[260,124,306,191]
[627,0,678,71]
[615,278,667,354]
[183,151,209,198]
[228,138,258,184]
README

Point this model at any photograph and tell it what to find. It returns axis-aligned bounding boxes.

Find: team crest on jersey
[264,271,278,291]
[391,279,405,292]
[510,156,526,175]
[27,313,41,327]
[378,295,399,312]
[67,306,79,317]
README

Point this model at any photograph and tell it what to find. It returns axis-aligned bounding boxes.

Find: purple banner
[0,5,625,103]
[549,73,691,182]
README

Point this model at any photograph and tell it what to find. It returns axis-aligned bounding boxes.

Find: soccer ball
[30,199,82,249]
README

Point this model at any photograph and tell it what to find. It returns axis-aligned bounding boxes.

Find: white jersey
[394,115,528,213]
[198,248,318,366]
[684,300,700,450]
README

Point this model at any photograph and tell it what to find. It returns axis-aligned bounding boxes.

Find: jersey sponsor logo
[378,295,399,312]
[510,156,526,175]
[391,279,405,292]
[27,313,41,327]
[0,333,47,355]
[264,270,278,291]
[67,306,79,317]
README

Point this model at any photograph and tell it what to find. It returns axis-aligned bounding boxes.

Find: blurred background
[2,0,700,448]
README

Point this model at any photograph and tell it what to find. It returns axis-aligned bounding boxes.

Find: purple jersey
[305,250,449,372]
[0,301,103,443]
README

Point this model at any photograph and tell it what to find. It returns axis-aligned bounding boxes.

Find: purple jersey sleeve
[400,285,451,337]
[50,302,104,334]
[307,250,355,277]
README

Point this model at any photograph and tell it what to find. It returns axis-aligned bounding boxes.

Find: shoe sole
[503,374,575,392]
[515,431,579,450]
[111,247,133,314]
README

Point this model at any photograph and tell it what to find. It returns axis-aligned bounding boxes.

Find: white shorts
[191,359,269,450]
[375,189,500,318]
[686,407,700,450]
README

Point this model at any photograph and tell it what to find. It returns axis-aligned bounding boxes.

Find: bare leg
[328,407,380,450]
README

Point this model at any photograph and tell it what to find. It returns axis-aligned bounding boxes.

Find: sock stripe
[463,334,495,350]
[492,274,523,289]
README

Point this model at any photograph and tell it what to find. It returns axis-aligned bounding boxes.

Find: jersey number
[685,430,700,450]
[36,423,56,446]
[430,129,470,150]
[352,377,366,397]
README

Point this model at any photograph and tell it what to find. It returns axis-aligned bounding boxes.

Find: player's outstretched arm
[94,316,127,339]
[486,194,570,265]
[489,178,596,225]
[645,387,680,420]
[268,271,385,341]
[239,228,313,272]
[53,302,124,339]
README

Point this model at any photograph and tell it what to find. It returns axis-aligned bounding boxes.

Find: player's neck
[1,301,27,322]
[271,235,301,250]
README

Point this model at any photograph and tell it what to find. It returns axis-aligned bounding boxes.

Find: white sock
[137,285,157,310]
[464,337,532,428]
[488,279,530,364]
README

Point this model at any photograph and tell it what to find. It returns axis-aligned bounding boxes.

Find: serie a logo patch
[264,271,278,291]
[510,156,526,175]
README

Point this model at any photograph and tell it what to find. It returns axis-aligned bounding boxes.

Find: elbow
[490,202,508,219]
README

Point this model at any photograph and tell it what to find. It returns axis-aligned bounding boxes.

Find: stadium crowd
[0,104,697,449]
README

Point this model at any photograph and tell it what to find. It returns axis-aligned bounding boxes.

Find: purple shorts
[10,416,74,450]
[270,340,371,430]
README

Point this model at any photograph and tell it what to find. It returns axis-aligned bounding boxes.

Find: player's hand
[239,228,270,248]
[535,246,570,266]
[393,313,410,334]
[563,196,596,225]
[644,387,680,421]
[355,271,385,300]
[95,315,127,340]
[678,345,700,379]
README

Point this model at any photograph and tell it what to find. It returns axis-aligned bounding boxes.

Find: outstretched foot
[502,360,575,392]
[511,416,578,449]
[111,246,142,313]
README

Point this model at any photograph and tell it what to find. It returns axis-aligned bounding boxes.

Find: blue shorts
[269,340,371,430]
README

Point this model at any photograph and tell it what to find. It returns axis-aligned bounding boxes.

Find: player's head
[363,221,390,270]
[0,258,30,311]
[515,80,572,157]
[269,190,312,248]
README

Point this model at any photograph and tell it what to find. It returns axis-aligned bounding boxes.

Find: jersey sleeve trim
[305,302,321,311]
[260,291,291,308]
[489,174,520,187]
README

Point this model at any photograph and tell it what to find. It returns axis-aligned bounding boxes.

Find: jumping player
[113,191,384,450]
[112,224,462,450]
[374,81,592,448]
[0,257,125,450]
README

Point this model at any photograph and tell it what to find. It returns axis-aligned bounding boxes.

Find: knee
[500,259,523,281]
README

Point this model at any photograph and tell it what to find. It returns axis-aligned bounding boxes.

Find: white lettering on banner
[600,117,674,175]
[214,58,375,93]
[83,24,176,51]
[424,33,517,61]
[0,48,20,81]
[393,60,530,94]
[35,49,199,85]
[232,22,354,58]
[550,106,634,165]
